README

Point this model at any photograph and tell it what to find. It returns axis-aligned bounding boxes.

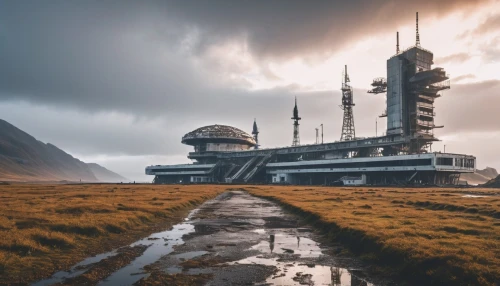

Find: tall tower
[291,97,301,146]
[252,119,259,149]
[340,65,355,141]
[370,12,449,153]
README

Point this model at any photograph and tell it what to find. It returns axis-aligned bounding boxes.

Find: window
[437,157,453,166]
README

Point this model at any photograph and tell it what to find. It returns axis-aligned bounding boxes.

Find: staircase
[227,156,259,183]
[207,160,223,175]
[223,164,238,178]
[243,154,273,182]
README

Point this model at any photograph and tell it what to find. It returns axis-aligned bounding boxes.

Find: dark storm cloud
[164,0,488,59]
[0,0,489,116]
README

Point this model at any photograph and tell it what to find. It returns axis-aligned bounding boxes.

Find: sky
[1,0,499,181]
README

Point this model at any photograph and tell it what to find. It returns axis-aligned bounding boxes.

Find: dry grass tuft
[0,184,225,284]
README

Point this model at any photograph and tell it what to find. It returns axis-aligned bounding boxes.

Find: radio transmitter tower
[340,65,355,141]
[291,97,301,146]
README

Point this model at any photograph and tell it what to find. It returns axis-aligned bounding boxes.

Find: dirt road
[36,190,385,285]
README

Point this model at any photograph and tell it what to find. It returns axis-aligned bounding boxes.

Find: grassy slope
[0,184,227,284]
[245,186,500,285]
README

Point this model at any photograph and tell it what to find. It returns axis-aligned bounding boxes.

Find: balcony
[416,110,436,117]
[417,102,434,110]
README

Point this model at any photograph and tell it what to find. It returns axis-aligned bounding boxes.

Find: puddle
[235,256,372,285]
[98,223,195,285]
[249,234,322,258]
[462,194,490,198]
[265,261,372,286]
[32,250,119,286]
[228,230,372,285]
[33,211,198,286]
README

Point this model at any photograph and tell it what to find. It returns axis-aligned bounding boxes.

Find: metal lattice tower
[252,118,259,149]
[291,97,301,146]
[340,65,355,141]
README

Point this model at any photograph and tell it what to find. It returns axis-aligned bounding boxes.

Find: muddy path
[35,190,392,285]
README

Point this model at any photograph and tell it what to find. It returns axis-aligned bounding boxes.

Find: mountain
[482,175,500,188]
[461,167,499,185]
[0,119,124,182]
[87,163,128,183]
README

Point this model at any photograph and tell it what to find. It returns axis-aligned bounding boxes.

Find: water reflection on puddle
[32,250,119,286]
[98,223,195,285]
[233,230,373,286]
[462,194,490,198]
[33,210,199,286]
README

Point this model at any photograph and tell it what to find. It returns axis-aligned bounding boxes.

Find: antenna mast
[291,97,301,146]
[416,12,420,46]
[397,31,400,53]
[340,65,355,141]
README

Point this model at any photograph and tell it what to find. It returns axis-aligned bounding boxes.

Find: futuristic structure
[146,13,475,186]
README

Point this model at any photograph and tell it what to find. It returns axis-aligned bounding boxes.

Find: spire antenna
[416,12,420,47]
[291,97,301,146]
[252,118,259,149]
[396,31,400,53]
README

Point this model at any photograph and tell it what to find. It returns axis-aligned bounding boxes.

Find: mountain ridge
[0,119,127,182]
[86,163,128,183]
[461,167,499,185]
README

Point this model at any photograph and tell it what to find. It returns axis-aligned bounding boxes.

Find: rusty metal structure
[340,65,355,141]
[146,13,475,186]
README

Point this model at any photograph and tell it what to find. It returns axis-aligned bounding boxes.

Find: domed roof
[182,124,256,146]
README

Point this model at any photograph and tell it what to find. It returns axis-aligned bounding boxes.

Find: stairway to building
[207,161,223,175]
[227,156,260,183]
[243,153,273,183]
[223,164,238,179]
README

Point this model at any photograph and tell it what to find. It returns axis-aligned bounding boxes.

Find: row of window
[269,159,432,170]
[436,157,474,168]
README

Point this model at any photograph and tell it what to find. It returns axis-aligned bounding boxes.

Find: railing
[416,110,436,117]
[216,135,407,158]
[417,102,434,109]
[417,120,435,127]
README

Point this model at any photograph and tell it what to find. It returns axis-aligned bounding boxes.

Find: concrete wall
[387,56,404,135]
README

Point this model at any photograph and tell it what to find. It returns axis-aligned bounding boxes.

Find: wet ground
[35,190,386,285]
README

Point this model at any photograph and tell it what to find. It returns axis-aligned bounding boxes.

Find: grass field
[1,184,499,285]
[245,186,500,285]
[0,184,225,284]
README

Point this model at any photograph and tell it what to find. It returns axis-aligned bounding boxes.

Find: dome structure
[182,124,256,147]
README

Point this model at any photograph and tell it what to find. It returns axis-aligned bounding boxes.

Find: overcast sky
[1,0,499,181]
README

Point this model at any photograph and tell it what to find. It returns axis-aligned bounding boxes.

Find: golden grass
[0,184,226,284]
[245,186,500,285]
